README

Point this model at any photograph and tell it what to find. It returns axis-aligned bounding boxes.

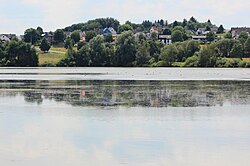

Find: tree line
[56,30,250,68]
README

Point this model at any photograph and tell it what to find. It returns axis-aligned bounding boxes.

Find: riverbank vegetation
[0,38,38,67]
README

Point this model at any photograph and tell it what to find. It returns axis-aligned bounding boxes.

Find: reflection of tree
[23,92,43,105]
[0,80,249,107]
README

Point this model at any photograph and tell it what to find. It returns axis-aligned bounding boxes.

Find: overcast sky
[1,0,250,34]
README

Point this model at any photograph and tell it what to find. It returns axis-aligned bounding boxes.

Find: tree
[206,31,216,42]
[175,42,187,61]
[37,27,44,35]
[205,26,211,31]
[40,38,51,53]
[238,31,249,44]
[76,45,91,66]
[85,30,97,42]
[142,20,152,31]
[159,19,164,26]
[118,24,133,33]
[171,30,183,42]
[186,40,200,57]
[230,40,244,58]
[138,33,147,43]
[64,37,74,49]
[244,37,250,57]
[89,35,108,66]
[24,28,41,44]
[182,19,187,27]
[105,33,113,43]
[136,41,151,66]
[186,22,196,31]
[215,39,234,57]
[70,30,81,43]
[207,19,212,25]
[4,40,38,67]
[224,32,232,39]
[189,16,197,23]
[198,44,218,67]
[115,31,137,66]
[163,28,171,35]
[172,21,179,28]
[184,55,199,67]
[151,32,158,40]
[160,45,178,66]
[148,40,165,60]
[172,26,185,34]
[54,29,65,43]
[217,25,225,34]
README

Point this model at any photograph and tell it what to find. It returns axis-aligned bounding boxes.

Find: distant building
[64,31,71,37]
[196,28,207,35]
[103,27,117,40]
[0,34,16,42]
[42,32,54,43]
[80,31,86,43]
[196,27,218,35]
[150,26,159,34]
[192,36,207,42]
[231,27,250,39]
[158,35,172,44]
[150,25,163,34]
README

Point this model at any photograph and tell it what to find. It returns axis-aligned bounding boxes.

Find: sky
[1,0,250,34]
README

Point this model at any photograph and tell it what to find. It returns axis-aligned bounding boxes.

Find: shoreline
[0,67,249,81]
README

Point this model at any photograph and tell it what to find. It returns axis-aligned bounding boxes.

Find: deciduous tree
[40,38,51,53]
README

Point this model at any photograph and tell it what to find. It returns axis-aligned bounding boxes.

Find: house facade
[231,27,250,39]
[158,35,172,44]
[192,36,207,42]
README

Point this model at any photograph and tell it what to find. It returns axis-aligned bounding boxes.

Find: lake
[0,68,250,166]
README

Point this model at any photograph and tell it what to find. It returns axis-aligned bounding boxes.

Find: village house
[0,34,16,42]
[158,34,172,44]
[192,36,207,42]
[150,25,163,35]
[231,27,250,39]
[42,32,54,43]
[103,27,117,40]
[196,27,218,35]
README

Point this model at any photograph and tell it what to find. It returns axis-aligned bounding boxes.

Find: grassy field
[242,58,250,62]
[37,49,66,66]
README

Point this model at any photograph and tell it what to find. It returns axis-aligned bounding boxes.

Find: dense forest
[0,17,250,67]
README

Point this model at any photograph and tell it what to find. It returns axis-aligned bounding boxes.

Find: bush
[184,55,199,67]
[245,61,250,68]
[223,59,240,68]
[238,61,246,68]
[216,58,227,67]
[151,60,165,67]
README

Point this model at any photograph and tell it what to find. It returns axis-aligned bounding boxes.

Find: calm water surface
[0,69,250,166]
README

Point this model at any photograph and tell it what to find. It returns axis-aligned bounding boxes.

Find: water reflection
[0,80,249,107]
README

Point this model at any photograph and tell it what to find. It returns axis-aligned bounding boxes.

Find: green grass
[172,62,185,67]
[38,51,66,66]
[50,46,67,52]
